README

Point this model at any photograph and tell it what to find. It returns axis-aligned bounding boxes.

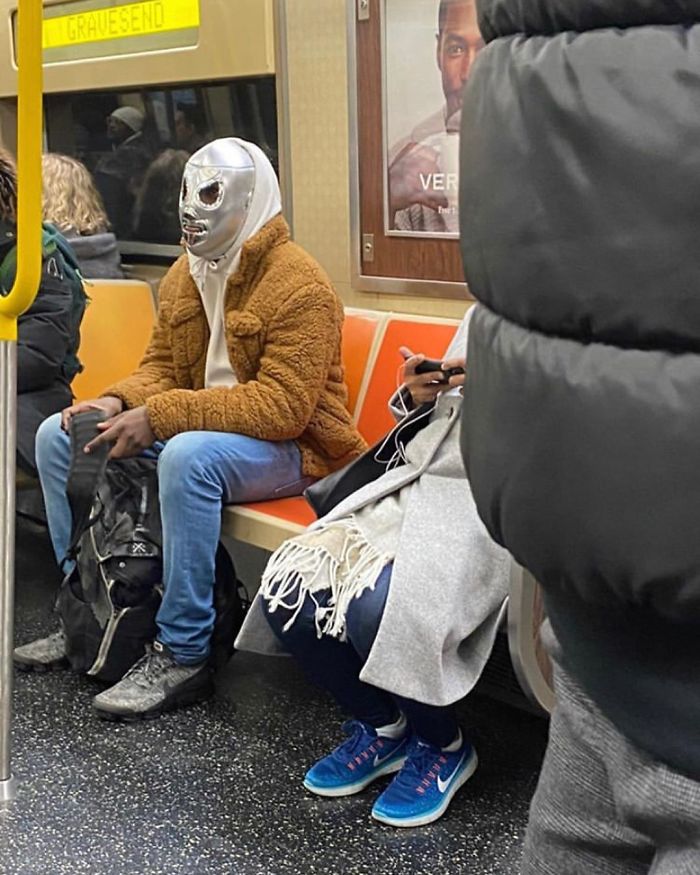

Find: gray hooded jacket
[65,231,123,279]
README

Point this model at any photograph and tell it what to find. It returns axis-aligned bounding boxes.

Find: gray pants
[522,635,700,875]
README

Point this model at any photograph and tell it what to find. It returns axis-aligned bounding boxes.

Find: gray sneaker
[14,629,69,672]
[92,641,213,722]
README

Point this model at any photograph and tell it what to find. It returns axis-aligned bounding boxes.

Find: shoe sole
[93,678,215,723]
[371,749,479,828]
[303,754,407,798]
[14,658,69,673]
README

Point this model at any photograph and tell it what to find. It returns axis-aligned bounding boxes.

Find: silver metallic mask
[179,139,256,260]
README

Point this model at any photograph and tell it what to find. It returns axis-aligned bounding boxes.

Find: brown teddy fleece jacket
[104,216,367,479]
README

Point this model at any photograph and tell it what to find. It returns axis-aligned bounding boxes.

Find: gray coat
[236,314,510,706]
[65,232,123,279]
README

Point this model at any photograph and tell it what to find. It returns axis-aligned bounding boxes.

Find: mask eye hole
[181,178,188,201]
[199,181,222,206]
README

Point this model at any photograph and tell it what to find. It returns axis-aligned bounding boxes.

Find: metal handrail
[0,0,43,806]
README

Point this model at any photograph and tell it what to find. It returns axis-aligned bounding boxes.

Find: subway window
[44,76,278,250]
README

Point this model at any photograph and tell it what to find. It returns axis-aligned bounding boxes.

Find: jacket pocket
[169,299,207,373]
[225,310,264,380]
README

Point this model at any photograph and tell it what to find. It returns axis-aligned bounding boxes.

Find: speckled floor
[0,514,548,875]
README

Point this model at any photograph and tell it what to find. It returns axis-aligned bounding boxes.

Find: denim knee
[157,433,212,500]
[35,412,66,473]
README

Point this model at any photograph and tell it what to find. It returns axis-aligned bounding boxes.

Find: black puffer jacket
[0,224,85,474]
[459,1,700,777]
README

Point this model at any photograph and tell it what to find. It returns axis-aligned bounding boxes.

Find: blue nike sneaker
[303,719,409,797]
[371,732,477,827]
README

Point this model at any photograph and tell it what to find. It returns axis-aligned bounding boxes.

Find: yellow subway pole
[0,0,43,805]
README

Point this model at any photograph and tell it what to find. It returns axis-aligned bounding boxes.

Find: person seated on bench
[42,153,123,279]
[235,307,510,829]
[0,149,86,478]
[14,137,366,721]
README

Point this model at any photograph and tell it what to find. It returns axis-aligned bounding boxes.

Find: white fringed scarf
[259,507,401,641]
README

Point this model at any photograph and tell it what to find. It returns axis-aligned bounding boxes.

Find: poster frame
[347,0,469,299]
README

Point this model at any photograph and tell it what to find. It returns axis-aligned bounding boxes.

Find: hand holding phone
[414,358,465,382]
[400,347,461,404]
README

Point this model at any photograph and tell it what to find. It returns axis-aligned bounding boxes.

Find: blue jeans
[264,564,459,748]
[36,412,312,664]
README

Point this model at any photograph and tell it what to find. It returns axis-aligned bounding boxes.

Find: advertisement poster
[384,0,483,238]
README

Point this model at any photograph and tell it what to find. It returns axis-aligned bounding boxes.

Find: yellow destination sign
[43,0,200,50]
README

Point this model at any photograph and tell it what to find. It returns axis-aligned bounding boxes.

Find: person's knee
[262,578,317,645]
[345,565,392,659]
[345,598,384,661]
[158,433,212,499]
[262,598,289,640]
[35,413,66,471]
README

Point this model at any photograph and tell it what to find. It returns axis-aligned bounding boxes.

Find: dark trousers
[264,563,459,748]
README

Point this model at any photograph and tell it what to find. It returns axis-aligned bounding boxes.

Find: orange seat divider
[71,280,155,402]
[341,312,382,416]
[356,319,459,445]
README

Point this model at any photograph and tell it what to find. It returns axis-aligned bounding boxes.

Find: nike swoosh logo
[437,752,466,794]
[373,749,400,768]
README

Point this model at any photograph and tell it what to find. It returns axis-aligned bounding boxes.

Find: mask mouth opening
[181,213,207,246]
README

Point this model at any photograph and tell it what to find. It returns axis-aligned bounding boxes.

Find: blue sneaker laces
[371,733,475,827]
[390,737,454,794]
[304,717,408,797]
[335,719,385,763]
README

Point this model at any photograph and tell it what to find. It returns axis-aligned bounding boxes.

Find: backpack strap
[43,223,84,281]
[42,223,89,382]
[64,411,111,564]
[0,226,61,294]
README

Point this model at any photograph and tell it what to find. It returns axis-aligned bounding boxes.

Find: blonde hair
[42,153,110,235]
[0,148,17,223]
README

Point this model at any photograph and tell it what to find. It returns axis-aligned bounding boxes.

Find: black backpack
[57,411,248,684]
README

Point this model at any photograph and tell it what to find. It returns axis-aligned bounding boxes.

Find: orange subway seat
[236,311,385,527]
[341,311,383,417]
[236,315,459,534]
[356,318,459,446]
[72,279,155,402]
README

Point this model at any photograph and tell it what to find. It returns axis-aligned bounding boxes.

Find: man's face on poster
[437,0,483,122]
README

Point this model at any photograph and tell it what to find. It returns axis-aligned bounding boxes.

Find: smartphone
[415,358,465,381]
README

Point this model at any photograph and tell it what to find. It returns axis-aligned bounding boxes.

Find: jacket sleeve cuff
[144,392,184,441]
[102,381,149,411]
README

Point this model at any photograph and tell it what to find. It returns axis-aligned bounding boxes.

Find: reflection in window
[45,77,278,247]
